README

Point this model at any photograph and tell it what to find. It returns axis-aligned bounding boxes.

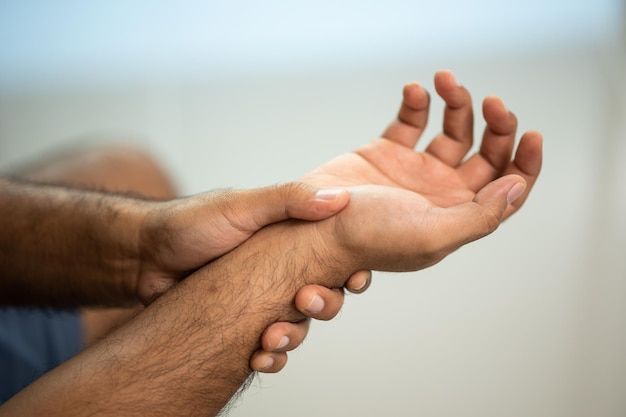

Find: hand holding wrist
[135,182,351,305]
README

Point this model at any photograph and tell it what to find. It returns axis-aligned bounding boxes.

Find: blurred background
[1,1,625,416]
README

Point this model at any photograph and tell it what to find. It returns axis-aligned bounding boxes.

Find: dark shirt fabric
[0,308,82,404]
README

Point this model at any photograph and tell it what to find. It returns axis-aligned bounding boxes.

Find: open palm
[300,70,542,272]
[254,70,543,372]
[303,70,542,221]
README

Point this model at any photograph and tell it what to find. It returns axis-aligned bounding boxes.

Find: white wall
[1,1,624,416]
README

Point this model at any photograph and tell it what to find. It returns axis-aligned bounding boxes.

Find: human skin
[252,70,542,368]
[0,70,542,416]
[0,178,355,307]
[1,147,370,371]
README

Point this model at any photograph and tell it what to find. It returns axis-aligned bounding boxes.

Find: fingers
[251,285,343,373]
[294,284,346,321]
[252,278,372,373]
[251,319,310,372]
[280,183,351,221]
[457,96,518,191]
[381,82,430,148]
[250,350,288,373]
[425,70,474,166]
[221,182,350,233]
[259,319,311,353]
[253,285,345,372]
[431,175,526,252]
[501,130,543,220]
[345,270,372,294]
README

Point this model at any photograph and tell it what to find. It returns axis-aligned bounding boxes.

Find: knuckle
[481,211,502,234]
[280,181,311,201]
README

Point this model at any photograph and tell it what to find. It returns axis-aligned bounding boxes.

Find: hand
[137,182,371,374]
[253,70,542,371]
[0,72,540,417]
[249,270,371,373]
[138,182,353,304]
[298,69,541,272]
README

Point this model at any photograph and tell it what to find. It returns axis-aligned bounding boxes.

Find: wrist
[219,218,356,321]
[61,189,149,306]
[100,196,151,305]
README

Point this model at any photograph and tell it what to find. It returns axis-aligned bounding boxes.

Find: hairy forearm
[0,177,146,307]
[1,218,349,416]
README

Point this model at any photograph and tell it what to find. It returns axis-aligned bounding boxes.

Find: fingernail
[262,356,275,370]
[276,336,290,350]
[351,276,367,292]
[507,182,526,205]
[315,189,344,201]
[305,295,325,314]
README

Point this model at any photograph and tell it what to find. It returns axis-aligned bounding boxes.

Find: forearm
[0,177,147,307]
[1,218,348,416]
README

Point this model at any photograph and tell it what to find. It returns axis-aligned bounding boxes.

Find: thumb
[434,175,526,249]
[228,182,350,230]
[472,174,527,229]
